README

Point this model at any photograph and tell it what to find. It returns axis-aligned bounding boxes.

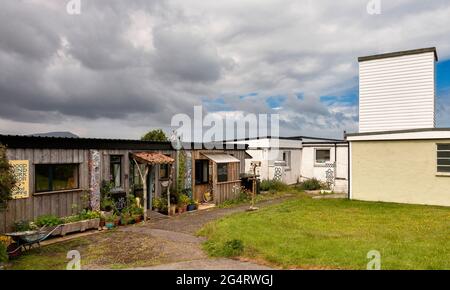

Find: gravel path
[121,196,294,270]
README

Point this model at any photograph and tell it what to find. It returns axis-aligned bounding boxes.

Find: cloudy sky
[1,0,450,140]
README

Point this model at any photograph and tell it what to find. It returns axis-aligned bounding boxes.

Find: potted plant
[132,206,144,223]
[177,194,190,214]
[105,214,116,230]
[187,198,198,211]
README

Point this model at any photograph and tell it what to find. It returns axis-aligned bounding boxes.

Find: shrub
[0,144,16,209]
[221,239,244,257]
[298,178,323,190]
[260,180,289,192]
[35,215,63,227]
[0,242,7,263]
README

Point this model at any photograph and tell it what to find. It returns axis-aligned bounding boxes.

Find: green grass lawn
[199,196,450,270]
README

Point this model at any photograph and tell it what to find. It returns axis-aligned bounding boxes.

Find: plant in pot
[177,194,190,214]
[105,214,116,230]
[132,206,144,223]
[187,198,198,211]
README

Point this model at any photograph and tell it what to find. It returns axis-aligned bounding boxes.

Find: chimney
[358,47,438,133]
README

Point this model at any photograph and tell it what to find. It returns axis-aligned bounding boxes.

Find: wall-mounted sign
[9,160,30,199]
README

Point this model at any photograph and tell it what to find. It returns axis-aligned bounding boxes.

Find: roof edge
[358,47,438,62]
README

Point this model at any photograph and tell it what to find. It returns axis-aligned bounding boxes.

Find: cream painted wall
[351,140,450,206]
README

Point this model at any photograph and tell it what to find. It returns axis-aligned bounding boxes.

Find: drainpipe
[347,141,350,200]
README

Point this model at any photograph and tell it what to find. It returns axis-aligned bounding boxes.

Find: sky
[0,0,450,140]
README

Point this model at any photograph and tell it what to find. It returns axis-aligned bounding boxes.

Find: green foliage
[260,179,289,192]
[177,151,186,195]
[200,197,450,269]
[100,180,116,212]
[152,197,168,213]
[141,129,168,142]
[0,242,7,263]
[204,239,244,257]
[36,215,63,227]
[78,209,101,220]
[0,144,16,209]
[13,220,37,232]
[298,178,323,190]
[177,194,190,206]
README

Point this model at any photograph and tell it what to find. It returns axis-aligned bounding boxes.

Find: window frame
[110,155,123,188]
[314,148,331,166]
[282,151,291,170]
[437,144,450,175]
[35,163,80,193]
[217,163,228,183]
[195,159,209,185]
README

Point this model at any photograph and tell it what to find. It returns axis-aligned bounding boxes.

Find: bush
[0,242,7,263]
[204,239,244,257]
[298,178,323,191]
[35,215,63,227]
[0,144,16,209]
[260,180,289,192]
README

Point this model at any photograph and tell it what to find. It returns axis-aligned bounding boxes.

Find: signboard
[9,160,30,199]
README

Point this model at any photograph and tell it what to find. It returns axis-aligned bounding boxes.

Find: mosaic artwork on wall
[89,150,101,211]
[9,160,29,199]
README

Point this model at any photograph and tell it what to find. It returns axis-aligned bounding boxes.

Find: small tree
[141,129,168,142]
[0,144,15,209]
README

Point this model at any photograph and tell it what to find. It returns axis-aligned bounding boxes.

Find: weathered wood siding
[191,149,246,204]
[0,148,90,233]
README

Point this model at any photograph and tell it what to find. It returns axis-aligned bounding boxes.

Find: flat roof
[0,134,247,150]
[227,135,344,142]
[358,47,438,62]
[346,128,450,141]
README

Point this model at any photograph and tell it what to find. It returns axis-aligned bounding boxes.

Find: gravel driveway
[120,197,292,270]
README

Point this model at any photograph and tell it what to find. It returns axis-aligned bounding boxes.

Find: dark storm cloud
[1,0,450,138]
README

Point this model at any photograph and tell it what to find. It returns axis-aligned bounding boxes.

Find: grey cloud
[0,0,450,139]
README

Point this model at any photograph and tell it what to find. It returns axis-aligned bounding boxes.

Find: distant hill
[30,131,80,138]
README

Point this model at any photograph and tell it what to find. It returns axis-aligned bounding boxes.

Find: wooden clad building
[0,135,249,233]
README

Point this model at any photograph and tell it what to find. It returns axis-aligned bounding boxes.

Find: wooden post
[133,158,149,222]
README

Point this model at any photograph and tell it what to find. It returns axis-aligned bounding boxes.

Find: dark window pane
[35,164,78,192]
[35,165,51,192]
[437,166,450,173]
[217,163,228,183]
[316,149,331,163]
[437,151,450,158]
[53,164,78,190]
[195,160,209,184]
[437,144,450,151]
[437,159,450,166]
[110,155,122,187]
[160,164,169,179]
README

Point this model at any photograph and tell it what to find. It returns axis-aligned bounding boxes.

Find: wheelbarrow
[5,225,62,258]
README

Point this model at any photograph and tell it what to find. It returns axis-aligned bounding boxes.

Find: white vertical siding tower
[358,48,438,133]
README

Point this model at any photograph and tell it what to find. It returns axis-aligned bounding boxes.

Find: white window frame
[437,143,450,176]
[314,148,331,167]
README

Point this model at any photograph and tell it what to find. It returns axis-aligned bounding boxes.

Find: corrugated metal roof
[201,153,240,163]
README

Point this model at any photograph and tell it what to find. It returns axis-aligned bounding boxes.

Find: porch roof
[132,152,175,164]
[201,153,240,163]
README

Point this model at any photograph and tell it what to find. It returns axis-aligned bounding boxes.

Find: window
[282,151,291,168]
[217,163,228,183]
[195,160,209,185]
[110,155,122,187]
[437,144,450,173]
[160,164,170,180]
[35,164,79,192]
[315,149,331,164]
